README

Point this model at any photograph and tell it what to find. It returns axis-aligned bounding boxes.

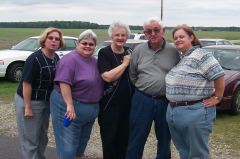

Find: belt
[138,90,166,100]
[169,99,203,107]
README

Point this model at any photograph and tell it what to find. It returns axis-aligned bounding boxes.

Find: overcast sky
[0,0,239,27]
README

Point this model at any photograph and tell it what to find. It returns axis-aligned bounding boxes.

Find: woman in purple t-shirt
[50,29,103,159]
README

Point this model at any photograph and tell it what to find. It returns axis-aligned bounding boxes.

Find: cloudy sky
[0,0,239,27]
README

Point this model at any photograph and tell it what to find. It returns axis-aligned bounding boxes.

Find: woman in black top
[98,21,133,159]
[15,27,64,159]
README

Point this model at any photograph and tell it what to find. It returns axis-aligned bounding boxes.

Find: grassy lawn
[213,113,240,153]
[1,28,240,49]
[0,78,18,101]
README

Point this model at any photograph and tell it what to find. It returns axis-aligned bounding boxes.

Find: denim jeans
[166,103,216,159]
[15,93,49,159]
[125,90,171,159]
[50,90,99,159]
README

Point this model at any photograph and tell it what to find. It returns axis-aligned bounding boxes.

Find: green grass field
[1,28,240,49]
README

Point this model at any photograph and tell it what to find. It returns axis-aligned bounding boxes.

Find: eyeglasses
[47,36,60,41]
[144,29,161,35]
[80,42,95,47]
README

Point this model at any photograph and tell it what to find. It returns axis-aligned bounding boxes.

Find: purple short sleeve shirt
[54,50,103,103]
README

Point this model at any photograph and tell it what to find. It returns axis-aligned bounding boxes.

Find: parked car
[203,45,240,114]
[200,38,233,47]
[0,36,78,82]
[128,33,146,40]
[93,39,147,58]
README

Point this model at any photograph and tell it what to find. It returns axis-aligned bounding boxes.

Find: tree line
[0,21,143,30]
[0,21,240,31]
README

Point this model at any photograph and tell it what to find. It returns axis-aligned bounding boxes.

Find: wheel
[6,63,24,82]
[231,87,240,115]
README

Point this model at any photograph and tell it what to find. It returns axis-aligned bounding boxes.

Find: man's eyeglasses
[47,36,60,41]
[80,42,95,47]
[144,29,161,35]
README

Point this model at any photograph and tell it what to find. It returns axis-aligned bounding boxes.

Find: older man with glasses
[126,17,180,159]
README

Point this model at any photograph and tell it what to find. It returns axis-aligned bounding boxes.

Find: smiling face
[111,28,128,48]
[76,38,96,58]
[173,29,194,53]
[44,31,61,52]
[144,21,164,48]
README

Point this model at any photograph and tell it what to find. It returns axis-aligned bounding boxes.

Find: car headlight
[0,60,4,65]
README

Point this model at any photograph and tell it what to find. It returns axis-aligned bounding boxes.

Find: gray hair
[108,21,131,37]
[143,17,164,30]
[78,29,97,44]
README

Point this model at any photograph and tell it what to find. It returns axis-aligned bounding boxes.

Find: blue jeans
[15,93,49,159]
[166,103,216,159]
[50,90,99,159]
[125,90,171,159]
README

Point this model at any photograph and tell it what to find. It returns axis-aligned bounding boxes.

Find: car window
[223,41,232,45]
[139,35,146,40]
[206,48,240,70]
[59,39,77,51]
[12,38,39,51]
[200,41,216,47]
[217,41,224,45]
[128,34,135,39]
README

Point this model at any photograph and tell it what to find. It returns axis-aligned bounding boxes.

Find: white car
[0,36,78,82]
[93,39,147,58]
[199,38,233,47]
[128,33,146,40]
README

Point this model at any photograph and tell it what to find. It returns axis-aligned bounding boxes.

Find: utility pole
[161,0,163,20]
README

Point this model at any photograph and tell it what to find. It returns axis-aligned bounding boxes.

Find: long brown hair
[173,24,202,47]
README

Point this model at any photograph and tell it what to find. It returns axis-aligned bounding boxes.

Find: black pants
[98,99,131,159]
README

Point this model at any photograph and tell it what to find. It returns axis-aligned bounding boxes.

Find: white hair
[78,29,97,44]
[108,21,131,37]
[143,17,164,29]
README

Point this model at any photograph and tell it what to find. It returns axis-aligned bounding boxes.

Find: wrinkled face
[173,29,193,53]
[77,38,96,58]
[111,28,128,47]
[144,22,164,45]
[45,31,61,51]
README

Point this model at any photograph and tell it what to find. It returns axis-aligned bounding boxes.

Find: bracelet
[212,96,222,101]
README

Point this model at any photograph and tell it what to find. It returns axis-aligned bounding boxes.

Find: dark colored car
[93,39,147,58]
[203,45,240,114]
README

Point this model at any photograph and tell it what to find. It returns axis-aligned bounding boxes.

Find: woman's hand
[24,105,33,118]
[202,97,221,107]
[122,54,131,67]
[65,104,76,121]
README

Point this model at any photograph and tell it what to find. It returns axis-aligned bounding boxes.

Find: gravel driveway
[0,100,239,159]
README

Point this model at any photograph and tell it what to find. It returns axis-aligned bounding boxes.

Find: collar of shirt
[180,45,200,59]
[147,38,166,52]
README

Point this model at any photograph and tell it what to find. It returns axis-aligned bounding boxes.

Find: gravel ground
[0,100,239,159]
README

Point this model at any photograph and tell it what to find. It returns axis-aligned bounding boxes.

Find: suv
[0,36,78,82]
[199,38,233,47]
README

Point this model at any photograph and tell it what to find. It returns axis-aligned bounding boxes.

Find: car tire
[231,87,240,115]
[6,63,24,82]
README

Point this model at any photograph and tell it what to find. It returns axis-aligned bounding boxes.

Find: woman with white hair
[97,21,133,159]
[50,29,103,159]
